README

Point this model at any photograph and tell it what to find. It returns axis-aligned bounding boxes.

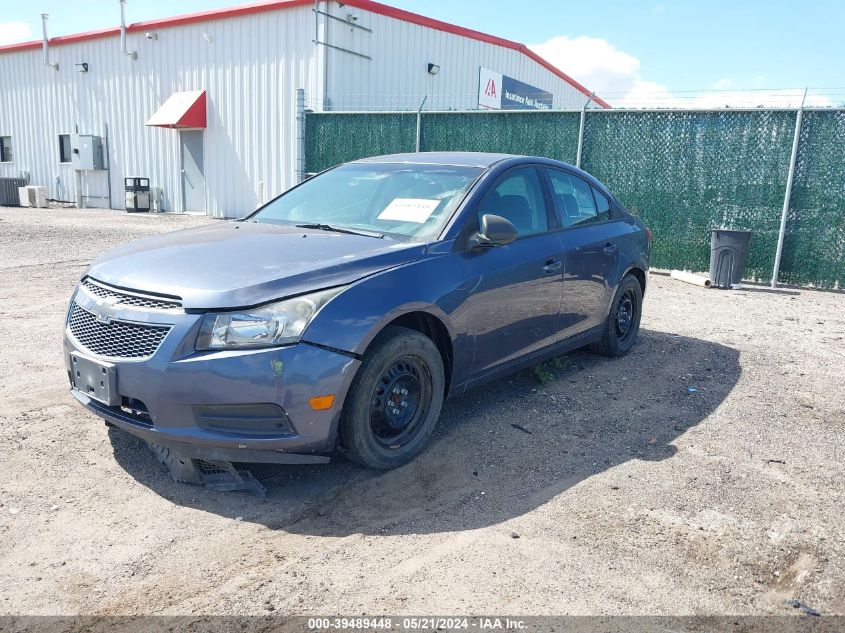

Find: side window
[59,134,72,164]
[0,136,12,163]
[545,169,598,228]
[477,167,549,237]
[591,185,612,222]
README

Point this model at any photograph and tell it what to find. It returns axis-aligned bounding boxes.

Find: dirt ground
[0,206,843,617]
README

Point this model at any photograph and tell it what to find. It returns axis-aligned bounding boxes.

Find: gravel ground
[0,206,843,616]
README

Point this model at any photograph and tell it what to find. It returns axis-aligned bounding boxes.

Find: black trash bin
[125,177,151,213]
[709,229,751,289]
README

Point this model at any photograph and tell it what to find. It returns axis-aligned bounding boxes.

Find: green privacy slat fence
[421,112,580,163]
[304,113,416,174]
[779,110,845,288]
[304,109,844,288]
[581,110,797,280]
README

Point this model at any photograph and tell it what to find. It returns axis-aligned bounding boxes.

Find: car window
[545,169,600,228]
[591,185,612,222]
[477,167,549,237]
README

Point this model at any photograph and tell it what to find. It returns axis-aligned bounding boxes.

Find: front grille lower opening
[198,460,231,476]
[120,397,152,425]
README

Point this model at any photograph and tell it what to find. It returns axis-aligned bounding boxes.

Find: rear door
[464,166,565,375]
[543,168,624,338]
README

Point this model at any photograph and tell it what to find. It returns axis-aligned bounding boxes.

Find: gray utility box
[71,134,105,171]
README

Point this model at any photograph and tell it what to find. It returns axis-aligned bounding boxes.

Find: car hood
[85,221,427,309]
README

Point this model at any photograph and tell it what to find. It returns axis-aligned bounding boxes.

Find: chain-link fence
[303,108,845,289]
[780,110,845,288]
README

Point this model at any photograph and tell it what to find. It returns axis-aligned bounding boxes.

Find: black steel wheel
[340,326,445,469]
[615,286,637,343]
[590,274,643,357]
[369,356,432,448]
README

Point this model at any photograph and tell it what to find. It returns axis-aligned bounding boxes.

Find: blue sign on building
[478,67,553,111]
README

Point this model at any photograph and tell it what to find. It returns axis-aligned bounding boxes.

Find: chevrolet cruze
[64,152,650,485]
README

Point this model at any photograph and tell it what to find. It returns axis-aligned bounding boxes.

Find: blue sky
[2,0,843,106]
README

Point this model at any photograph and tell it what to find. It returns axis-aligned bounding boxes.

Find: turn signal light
[645,227,653,243]
[309,394,336,410]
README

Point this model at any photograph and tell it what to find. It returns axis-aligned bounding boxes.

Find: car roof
[352,152,517,168]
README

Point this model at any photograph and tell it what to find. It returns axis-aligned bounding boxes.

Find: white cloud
[0,21,32,45]
[528,35,640,97]
[529,35,832,109]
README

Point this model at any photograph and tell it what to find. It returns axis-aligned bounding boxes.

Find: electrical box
[71,134,105,171]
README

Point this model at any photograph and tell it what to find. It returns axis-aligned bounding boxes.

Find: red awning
[146,90,206,129]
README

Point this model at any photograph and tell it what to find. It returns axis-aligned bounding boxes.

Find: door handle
[603,241,618,254]
[182,170,194,189]
[542,258,562,273]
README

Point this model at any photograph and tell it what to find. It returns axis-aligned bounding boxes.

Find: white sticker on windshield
[377,198,440,223]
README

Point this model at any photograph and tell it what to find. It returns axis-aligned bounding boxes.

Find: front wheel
[340,326,445,469]
[590,274,643,357]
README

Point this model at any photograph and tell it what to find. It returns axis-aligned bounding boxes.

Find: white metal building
[0,0,606,218]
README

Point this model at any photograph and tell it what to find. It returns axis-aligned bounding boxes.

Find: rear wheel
[590,274,643,357]
[340,326,445,469]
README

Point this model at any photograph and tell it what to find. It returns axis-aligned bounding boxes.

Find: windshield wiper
[295,223,384,239]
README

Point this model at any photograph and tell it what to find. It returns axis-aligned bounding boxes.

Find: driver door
[464,166,565,376]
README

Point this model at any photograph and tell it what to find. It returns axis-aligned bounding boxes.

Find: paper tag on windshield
[377,198,440,223]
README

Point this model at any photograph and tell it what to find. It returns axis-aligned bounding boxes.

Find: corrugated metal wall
[0,1,596,217]
[323,4,593,111]
[0,6,320,218]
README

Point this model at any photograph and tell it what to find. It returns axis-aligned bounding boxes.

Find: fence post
[575,92,594,169]
[415,95,428,153]
[771,89,806,288]
[295,88,306,183]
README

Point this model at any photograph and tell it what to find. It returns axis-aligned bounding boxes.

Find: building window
[0,136,12,163]
[59,134,72,164]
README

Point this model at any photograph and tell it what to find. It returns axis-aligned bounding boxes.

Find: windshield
[249,163,483,239]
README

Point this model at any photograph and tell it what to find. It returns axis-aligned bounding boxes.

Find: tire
[340,326,445,469]
[590,274,643,357]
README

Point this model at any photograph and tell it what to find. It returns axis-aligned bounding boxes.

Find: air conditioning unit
[18,186,49,208]
[0,177,28,205]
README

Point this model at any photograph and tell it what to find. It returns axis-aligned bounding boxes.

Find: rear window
[591,186,612,222]
[545,169,599,228]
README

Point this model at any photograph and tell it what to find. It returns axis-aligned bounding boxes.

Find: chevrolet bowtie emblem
[95,313,113,325]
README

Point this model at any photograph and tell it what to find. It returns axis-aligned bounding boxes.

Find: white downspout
[119,0,138,60]
[40,14,59,71]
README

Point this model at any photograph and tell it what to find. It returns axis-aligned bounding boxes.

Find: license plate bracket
[70,353,119,406]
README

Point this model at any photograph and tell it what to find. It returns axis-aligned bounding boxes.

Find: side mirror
[470,214,518,249]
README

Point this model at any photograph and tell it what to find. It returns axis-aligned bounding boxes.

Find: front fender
[301,246,468,358]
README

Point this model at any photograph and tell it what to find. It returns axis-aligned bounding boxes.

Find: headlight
[196,287,343,350]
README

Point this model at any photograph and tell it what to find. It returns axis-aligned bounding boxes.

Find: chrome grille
[80,278,182,311]
[68,303,171,359]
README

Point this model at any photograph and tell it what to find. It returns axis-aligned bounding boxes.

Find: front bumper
[63,289,361,463]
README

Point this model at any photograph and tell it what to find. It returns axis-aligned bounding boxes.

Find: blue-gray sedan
[64,152,650,484]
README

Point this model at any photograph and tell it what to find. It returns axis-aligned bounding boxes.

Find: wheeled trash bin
[709,229,751,289]
[125,178,151,213]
